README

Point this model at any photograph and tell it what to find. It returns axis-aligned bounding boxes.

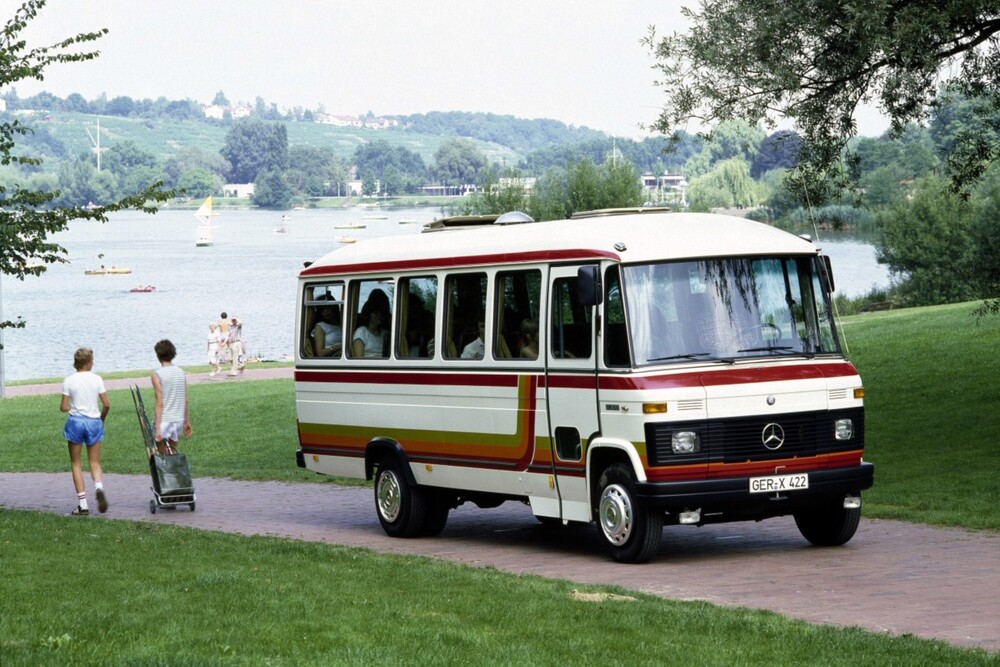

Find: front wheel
[595,463,663,563]
[374,457,427,538]
[794,499,861,546]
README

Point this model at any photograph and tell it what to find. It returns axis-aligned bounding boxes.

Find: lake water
[1,208,890,382]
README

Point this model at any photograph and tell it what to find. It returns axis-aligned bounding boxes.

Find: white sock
[95,481,104,491]
[77,492,88,510]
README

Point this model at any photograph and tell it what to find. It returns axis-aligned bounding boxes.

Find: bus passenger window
[397,276,437,358]
[349,280,393,359]
[444,272,487,360]
[495,269,541,360]
[302,282,344,359]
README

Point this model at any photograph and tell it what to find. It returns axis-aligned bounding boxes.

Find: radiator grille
[645,408,864,467]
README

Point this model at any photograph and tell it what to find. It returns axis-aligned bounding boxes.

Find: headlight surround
[835,418,854,440]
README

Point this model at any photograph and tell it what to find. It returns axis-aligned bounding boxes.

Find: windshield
[620,256,839,365]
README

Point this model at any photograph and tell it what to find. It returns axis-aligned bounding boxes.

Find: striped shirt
[154,365,187,422]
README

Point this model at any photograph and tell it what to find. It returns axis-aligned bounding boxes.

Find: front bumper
[635,462,874,518]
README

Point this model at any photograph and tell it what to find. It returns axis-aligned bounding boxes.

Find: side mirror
[578,265,603,306]
[818,255,835,294]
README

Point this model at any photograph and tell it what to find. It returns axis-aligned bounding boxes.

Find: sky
[10,0,890,140]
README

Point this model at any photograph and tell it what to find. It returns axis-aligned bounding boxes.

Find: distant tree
[102,140,158,177]
[687,157,759,211]
[352,140,425,192]
[751,130,802,178]
[1,0,171,336]
[163,146,227,188]
[220,118,288,183]
[105,95,136,117]
[454,166,531,215]
[430,138,486,187]
[212,90,229,106]
[175,168,220,199]
[683,120,764,179]
[252,167,292,208]
[361,169,377,197]
[645,1,1000,199]
[63,92,91,113]
[876,176,980,305]
[163,99,203,121]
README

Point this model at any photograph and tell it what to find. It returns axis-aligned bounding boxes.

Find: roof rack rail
[571,206,675,219]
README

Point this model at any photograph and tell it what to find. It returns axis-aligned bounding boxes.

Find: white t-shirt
[352,326,384,358]
[62,371,107,418]
[461,337,485,359]
[317,321,343,351]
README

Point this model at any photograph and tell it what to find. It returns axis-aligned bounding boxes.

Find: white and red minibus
[294,209,873,562]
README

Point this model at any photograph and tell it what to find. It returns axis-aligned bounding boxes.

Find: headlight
[672,431,700,453]
[835,418,854,440]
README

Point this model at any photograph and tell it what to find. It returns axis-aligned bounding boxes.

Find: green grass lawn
[2,301,998,664]
[0,510,993,666]
[840,302,1000,531]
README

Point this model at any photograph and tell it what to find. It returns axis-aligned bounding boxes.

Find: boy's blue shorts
[64,416,104,446]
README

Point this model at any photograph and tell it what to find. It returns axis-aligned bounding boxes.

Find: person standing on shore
[207,321,223,376]
[151,339,192,454]
[60,347,110,515]
[217,312,231,368]
[227,315,244,376]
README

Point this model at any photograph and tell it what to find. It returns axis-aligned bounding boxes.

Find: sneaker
[96,488,108,513]
[209,371,217,377]
[71,506,89,516]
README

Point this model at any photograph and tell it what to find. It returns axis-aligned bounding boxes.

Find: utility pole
[86,116,102,170]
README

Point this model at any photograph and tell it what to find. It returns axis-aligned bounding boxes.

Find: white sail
[195,196,214,247]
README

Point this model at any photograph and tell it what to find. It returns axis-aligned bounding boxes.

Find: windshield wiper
[648,352,735,365]
[648,352,712,362]
[736,345,815,359]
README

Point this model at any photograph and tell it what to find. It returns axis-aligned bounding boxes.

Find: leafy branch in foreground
[1,0,174,333]
[643,1,1000,200]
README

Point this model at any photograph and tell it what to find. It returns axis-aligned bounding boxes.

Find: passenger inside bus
[460,316,486,359]
[351,289,390,358]
[518,319,538,359]
[311,303,343,357]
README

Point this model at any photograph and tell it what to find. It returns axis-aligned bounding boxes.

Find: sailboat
[195,196,215,247]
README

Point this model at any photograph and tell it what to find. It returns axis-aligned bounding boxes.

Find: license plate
[749,473,809,493]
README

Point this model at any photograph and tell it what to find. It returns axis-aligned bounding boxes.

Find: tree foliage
[430,138,487,186]
[645,1,1000,197]
[220,118,288,183]
[1,0,170,332]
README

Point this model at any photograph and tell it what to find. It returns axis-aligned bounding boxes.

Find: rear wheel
[595,463,663,563]
[794,499,861,546]
[374,457,427,537]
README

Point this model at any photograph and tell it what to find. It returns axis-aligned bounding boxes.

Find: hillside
[13,111,524,167]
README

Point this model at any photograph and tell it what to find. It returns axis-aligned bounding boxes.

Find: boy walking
[151,339,192,454]
[60,347,110,515]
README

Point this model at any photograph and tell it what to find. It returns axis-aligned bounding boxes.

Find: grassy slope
[841,302,1000,530]
[33,112,520,165]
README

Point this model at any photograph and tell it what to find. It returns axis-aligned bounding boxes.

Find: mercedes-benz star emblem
[762,423,785,450]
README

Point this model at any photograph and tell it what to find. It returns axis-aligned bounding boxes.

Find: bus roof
[300,211,819,278]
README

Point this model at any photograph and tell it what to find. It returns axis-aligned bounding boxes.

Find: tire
[149,500,156,514]
[595,463,663,563]
[420,490,451,537]
[794,499,861,546]
[374,457,427,538]
[189,502,196,512]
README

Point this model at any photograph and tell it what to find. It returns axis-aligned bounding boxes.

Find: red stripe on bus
[299,248,619,276]
[295,369,520,387]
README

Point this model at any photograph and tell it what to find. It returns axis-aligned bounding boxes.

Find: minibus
[294,209,873,562]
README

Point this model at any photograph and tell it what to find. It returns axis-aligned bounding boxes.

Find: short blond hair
[73,347,94,370]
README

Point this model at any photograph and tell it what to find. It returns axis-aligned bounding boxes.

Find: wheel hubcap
[376,470,402,522]
[599,484,632,546]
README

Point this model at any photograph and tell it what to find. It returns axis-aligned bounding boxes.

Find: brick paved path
[1,470,997,653]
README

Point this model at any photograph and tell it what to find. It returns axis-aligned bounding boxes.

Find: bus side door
[543,265,599,522]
